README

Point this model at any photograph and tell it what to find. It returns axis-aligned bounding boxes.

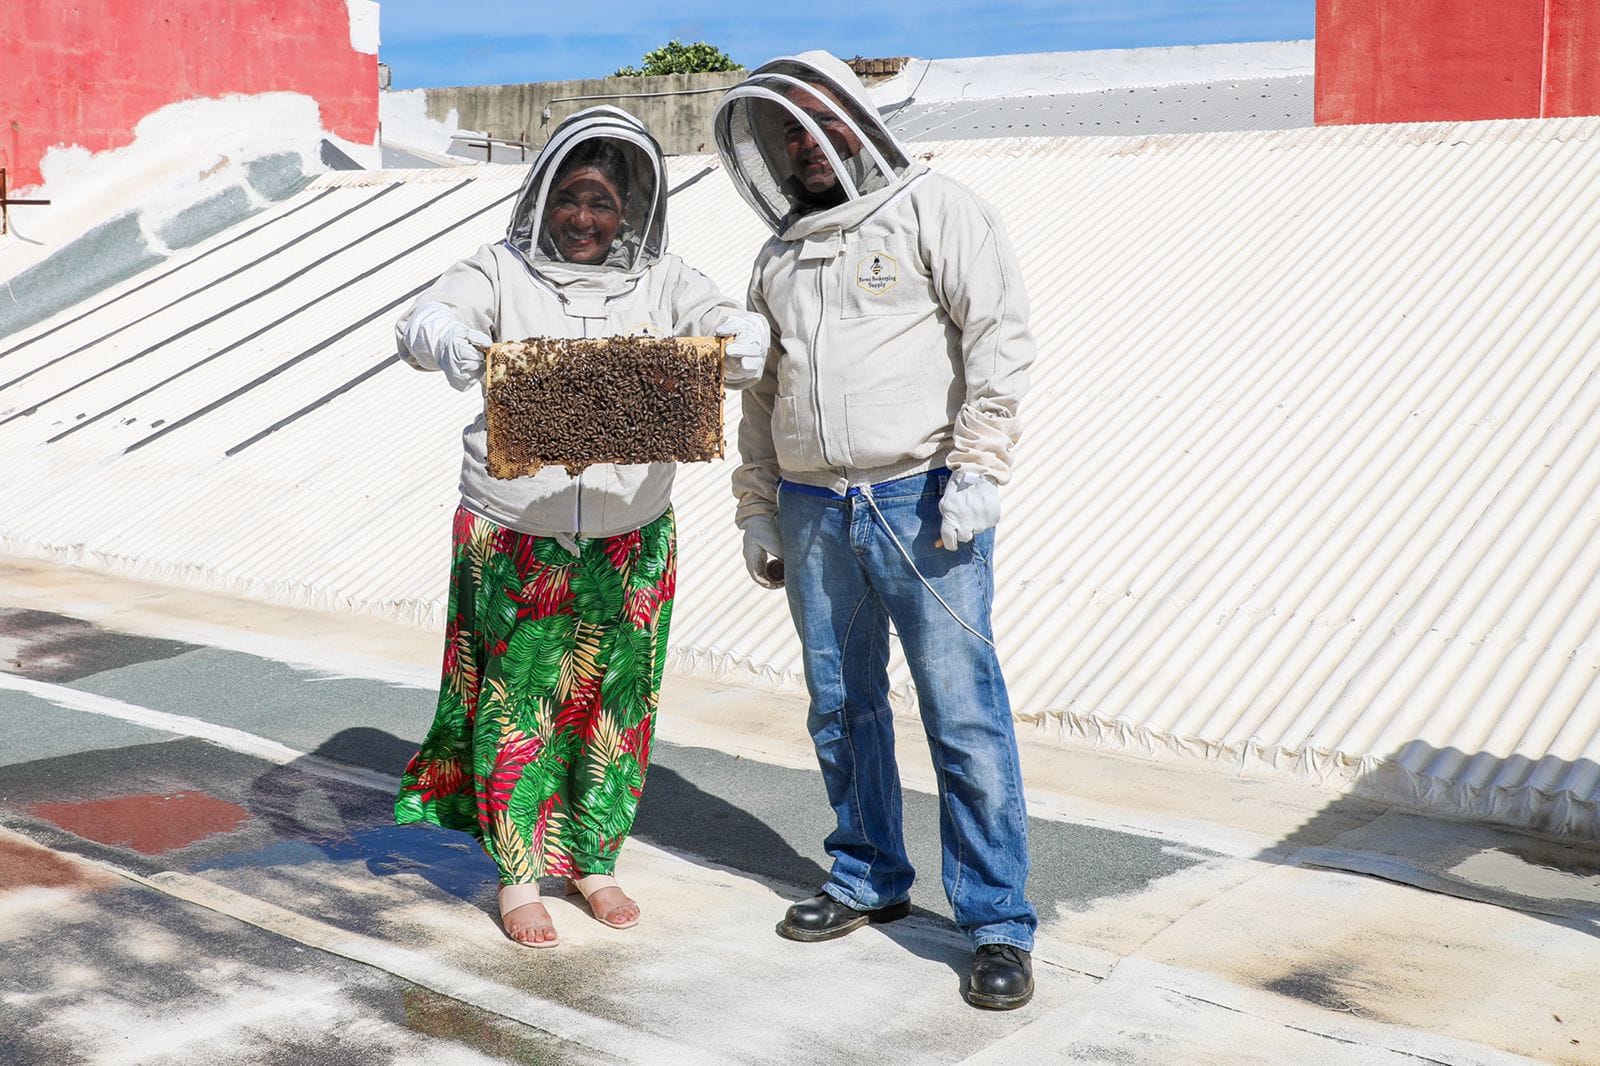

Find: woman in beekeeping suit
[392,107,768,948]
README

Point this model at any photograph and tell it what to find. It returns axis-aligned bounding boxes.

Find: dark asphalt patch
[0,608,197,683]
[636,743,1218,926]
[2,607,436,762]
[67,648,436,762]
[0,606,1221,939]
[378,985,608,1066]
[1263,962,1372,1016]
[0,689,175,768]
[0,737,391,874]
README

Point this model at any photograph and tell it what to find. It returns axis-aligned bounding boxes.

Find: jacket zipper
[810,247,834,466]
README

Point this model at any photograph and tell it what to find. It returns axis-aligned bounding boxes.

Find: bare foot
[570,875,640,929]
[499,885,559,947]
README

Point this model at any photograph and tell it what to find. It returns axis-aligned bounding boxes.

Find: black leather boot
[775,893,912,942]
[966,944,1034,1009]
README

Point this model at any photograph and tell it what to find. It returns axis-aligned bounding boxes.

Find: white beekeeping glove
[405,302,491,391]
[740,514,785,588]
[938,471,1001,550]
[718,310,770,390]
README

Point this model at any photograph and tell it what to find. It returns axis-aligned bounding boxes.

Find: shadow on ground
[1247,741,1600,1022]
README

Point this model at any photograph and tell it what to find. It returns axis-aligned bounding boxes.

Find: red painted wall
[1317,0,1600,124]
[1,0,377,190]
[1545,0,1600,117]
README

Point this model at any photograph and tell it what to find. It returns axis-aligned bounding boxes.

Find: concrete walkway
[0,557,1594,1065]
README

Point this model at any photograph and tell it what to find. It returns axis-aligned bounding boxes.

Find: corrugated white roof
[6,117,1600,838]
[884,76,1313,140]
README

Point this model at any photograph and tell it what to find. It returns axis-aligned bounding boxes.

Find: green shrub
[613,40,741,77]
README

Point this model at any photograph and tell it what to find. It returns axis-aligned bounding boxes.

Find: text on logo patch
[856,252,899,296]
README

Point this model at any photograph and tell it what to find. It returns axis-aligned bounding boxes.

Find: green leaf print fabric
[396,506,675,884]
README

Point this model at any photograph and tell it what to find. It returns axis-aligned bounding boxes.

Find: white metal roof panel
[886,76,1313,140]
[5,118,1600,838]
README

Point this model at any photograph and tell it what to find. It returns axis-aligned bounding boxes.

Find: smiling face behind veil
[541,142,630,266]
[503,107,667,276]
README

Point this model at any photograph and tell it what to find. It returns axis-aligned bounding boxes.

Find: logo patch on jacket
[856,253,899,296]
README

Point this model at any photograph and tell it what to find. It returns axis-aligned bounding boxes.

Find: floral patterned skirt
[395,505,675,884]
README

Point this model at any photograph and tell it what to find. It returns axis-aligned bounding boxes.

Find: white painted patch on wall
[379,89,461,154]
[347,0,380,55]
[2,93,329,280]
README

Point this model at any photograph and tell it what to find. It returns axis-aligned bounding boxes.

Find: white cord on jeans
[857,483,997,651]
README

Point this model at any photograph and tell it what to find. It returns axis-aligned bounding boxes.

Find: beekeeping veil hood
[713,51,916,234]
[504,106,666,275]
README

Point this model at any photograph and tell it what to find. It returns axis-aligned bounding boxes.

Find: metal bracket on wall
[0,168,51,236]
[460,132,531,163]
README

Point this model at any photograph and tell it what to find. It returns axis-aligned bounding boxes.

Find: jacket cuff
[735,496,779,527]
[948,403,1021,484]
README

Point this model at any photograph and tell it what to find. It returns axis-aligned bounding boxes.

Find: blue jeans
[777,469,1037,950]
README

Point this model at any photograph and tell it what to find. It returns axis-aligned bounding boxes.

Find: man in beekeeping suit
[714,52,1038,1009]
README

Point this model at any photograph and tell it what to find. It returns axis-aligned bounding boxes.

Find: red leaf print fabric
[553,674,603,738]
[482,730,543,818]
[395,505,676,886]
[514,566,572,620]
[604,529,641,570]
[415,758,466,804]
[624,585,662,629]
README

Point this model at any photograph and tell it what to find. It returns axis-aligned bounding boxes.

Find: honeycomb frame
[484,335,726,478]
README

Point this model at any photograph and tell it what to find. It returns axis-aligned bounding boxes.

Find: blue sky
[376,1,1315,89]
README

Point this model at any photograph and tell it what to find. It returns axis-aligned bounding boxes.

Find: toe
[599,891,639,925]
[501,900,557,945]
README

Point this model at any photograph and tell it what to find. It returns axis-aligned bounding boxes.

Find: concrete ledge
[421,70,747,156]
